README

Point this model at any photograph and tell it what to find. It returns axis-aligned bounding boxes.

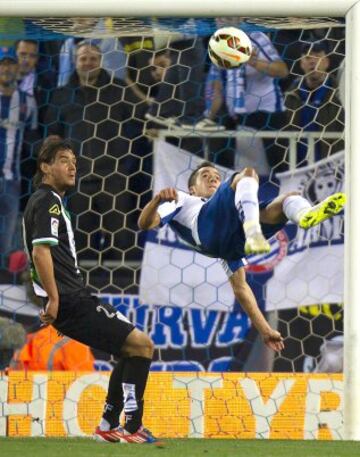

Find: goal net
[0,14,346,439]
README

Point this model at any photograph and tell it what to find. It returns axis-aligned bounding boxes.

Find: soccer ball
[208,27,252,69]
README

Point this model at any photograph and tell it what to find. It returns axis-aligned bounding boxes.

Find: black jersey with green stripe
[23,184,84,297]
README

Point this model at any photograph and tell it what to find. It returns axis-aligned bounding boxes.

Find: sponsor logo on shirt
[49,204,61,216]
[51,217,59,237]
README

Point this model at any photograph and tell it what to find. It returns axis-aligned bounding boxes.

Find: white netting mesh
[0,15,345,438]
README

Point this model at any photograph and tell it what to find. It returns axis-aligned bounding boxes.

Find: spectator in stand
[57,18,127,87]
[144,37,209,155]
[120,35,155,108]
[16,40,39,95]
[203,30,289,172]
[15,40,57,208]
[0,47,38,269]
[0,316,26,369]
[11,325,95,371]
[15,39,57,125]
[145,36,207,129]
[44,41,135,261]
[284,42,344,166]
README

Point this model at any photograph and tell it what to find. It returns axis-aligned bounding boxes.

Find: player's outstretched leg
[260,191,345,235]
[298,192,346,229]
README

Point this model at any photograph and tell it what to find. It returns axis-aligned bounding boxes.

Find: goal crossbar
[0,0,357,17]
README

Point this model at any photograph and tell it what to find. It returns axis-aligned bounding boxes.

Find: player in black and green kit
[23,139,159,444]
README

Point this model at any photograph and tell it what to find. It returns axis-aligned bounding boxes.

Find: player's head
[34,137,77,192]
[188,161,222,198]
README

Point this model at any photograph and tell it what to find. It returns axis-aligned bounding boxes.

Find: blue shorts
[197,179,285,264]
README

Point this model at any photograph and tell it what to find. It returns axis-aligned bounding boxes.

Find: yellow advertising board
[0,372,343,439]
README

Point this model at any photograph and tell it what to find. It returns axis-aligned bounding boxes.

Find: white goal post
[0,0,356,17]
[0,0,359,441]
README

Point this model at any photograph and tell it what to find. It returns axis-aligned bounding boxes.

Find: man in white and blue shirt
[0,46,37,266]
[205,31,289,171]
[139,161,346,352]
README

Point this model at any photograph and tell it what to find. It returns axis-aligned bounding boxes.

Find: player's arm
[248,56,288,78]
[138,187,178,230]
[31,194,61,325]
[207,79,224,120]
[229,267,284,351]
[247,37,288,78]
[32,244,59,324]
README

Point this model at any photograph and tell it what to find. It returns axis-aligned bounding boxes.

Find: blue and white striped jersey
[158,191,205,248]
[157,188,248,276]
[206,31,285,116]
[0,88,37,180]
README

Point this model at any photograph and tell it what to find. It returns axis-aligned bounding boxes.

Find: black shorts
[48,289,135,357]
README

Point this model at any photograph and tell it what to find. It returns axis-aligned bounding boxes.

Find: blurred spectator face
[150,53,171,82]
[75,44,102,84]
[300,50,330,87]
[16,41,39,77]
[0,58,18,88]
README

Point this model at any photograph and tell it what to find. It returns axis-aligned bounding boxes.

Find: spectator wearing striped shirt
[0,47,38,268]
[203,31,289,173]
[284,42,344,166]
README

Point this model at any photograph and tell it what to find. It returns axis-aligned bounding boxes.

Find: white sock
[283,195,311,224]
[99,418,111,431]
[235,177,261,236]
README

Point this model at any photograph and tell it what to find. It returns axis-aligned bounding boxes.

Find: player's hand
[247,49,259,67]
[262,329,284,352]
[156,188,178,203]
[40,298,59,325]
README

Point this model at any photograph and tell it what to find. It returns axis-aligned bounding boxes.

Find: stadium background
[0,16,345,438]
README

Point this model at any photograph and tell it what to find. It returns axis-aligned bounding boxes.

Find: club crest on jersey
[49,204,61,216]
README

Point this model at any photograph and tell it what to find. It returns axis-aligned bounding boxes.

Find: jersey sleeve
[31,193,61,246]
[157,191,185,227]
[157,201,181,227]
[219,257,248,278]
[251,32,282,63]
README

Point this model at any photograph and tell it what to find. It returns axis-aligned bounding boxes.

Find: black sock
[121,356,152,433]
[102,359,125,429]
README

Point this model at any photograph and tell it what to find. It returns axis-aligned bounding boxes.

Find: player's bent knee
[122,328,154,358]
[279,191,301,204]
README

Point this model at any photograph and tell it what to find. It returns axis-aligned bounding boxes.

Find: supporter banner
[139,139,236,312]
[0,371,343,439]
[266,151,344,311]
[99,294,250,372]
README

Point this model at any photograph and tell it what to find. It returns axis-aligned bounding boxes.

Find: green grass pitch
[1,438,360,457]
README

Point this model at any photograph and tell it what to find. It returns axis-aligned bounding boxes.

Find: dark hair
[301,41,329,56]
[153,48,171,60]
[187,161,217,189]
[15,39,39,52]
[76,40,102,55]
[33,138,75,188]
